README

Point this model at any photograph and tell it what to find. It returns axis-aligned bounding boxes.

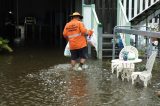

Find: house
[0,0,159,59]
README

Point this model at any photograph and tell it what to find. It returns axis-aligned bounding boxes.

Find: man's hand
[87,30,94,36]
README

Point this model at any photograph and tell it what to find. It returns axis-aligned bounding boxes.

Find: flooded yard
[0,47,160,106]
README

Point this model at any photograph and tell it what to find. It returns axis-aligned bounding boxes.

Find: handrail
[129,0,160,21]
[91,5,101,25]
[117,0,130,26]
[82,4,103,59]
[114,26,160,38]
[112,25,160,59]
[90,4,102,59]
[119,0,129,24]
[117,0,131,48]
[114,26,151,30]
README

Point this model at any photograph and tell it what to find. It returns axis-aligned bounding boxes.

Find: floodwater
[0,47,160,106]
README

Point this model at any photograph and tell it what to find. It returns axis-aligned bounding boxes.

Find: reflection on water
[0,48,160,106]
[67,71,88,106]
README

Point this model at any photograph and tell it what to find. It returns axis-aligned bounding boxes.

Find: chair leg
[148,79,152,84]
[111,65,115,73]
[121,69,129,81]
[112,63,118,73]
[132,79,135,85]
[117,71,120,78]
[117,68,122,78]
[127,77,130,82]
[121,74,125,81]
[139,74,152,87]
[143,80,148,87]
[149,75,152,84]
[131,74,137,85]
[127,69,132,82]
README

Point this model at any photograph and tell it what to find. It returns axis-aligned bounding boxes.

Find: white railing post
[145,0,149,9]
[82,4,102,59]
[123,0,127,15]
[151,0,154,5]
[140,0,143,13]
[134,0,138,17]
[152,18,155,25]
[119,0,129,24]
[117,0,120,25]
[98,26,102,59]
[128,0,132,20]
[82,5,92,56]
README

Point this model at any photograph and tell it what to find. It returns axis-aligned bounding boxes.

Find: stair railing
[117,0,130,26]
[117,0,160,48]
[82,4,103,59]
[117,0,131,52]
[119,0,159,21]
[129,0,159,21]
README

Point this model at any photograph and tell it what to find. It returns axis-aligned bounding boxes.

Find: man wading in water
[63,12,93,70]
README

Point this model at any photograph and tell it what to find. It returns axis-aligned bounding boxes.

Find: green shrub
[0,37,13,52]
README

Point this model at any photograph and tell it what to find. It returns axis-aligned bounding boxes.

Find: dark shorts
[70,47,88,60]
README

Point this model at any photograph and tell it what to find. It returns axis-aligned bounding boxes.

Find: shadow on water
[0,47,160,106]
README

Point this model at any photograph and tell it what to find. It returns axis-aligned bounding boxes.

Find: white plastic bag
[64,42,71,57]
[87,33,97,51]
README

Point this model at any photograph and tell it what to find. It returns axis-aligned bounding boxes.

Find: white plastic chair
[131,51,157,87]
[111,59,119,73]
[111,46,138,79]
[116,62,123,78]
[119,46,138,60]
[111,33,127,73]
[121,63,135,81]
[116,62,135,81]
[111,46,138,73]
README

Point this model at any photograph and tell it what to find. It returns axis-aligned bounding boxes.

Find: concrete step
[102,33,117,59]
[103,38,113,42]
[103,55,118,59]
[103,42,112,45]
[102,34,114,38]
[103,43,112,49]
[102,49,120,51]
[102,48,120,58]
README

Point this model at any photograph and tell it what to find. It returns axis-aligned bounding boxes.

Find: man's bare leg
[80,58,85,64]
[79,58,86,67]
[71,60,76,70]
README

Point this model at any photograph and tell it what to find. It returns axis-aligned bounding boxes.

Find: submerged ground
[0,47,160,106]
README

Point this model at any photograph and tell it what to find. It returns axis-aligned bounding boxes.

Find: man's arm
[63,25,68,40]
[79,22,93,36]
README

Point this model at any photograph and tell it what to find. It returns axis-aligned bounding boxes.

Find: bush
[0,37,13,52]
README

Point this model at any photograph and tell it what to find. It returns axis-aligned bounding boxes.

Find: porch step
[102,49,120,51]
[102,34,119,59]
[103,55,119,58]
[102,34,114,38]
